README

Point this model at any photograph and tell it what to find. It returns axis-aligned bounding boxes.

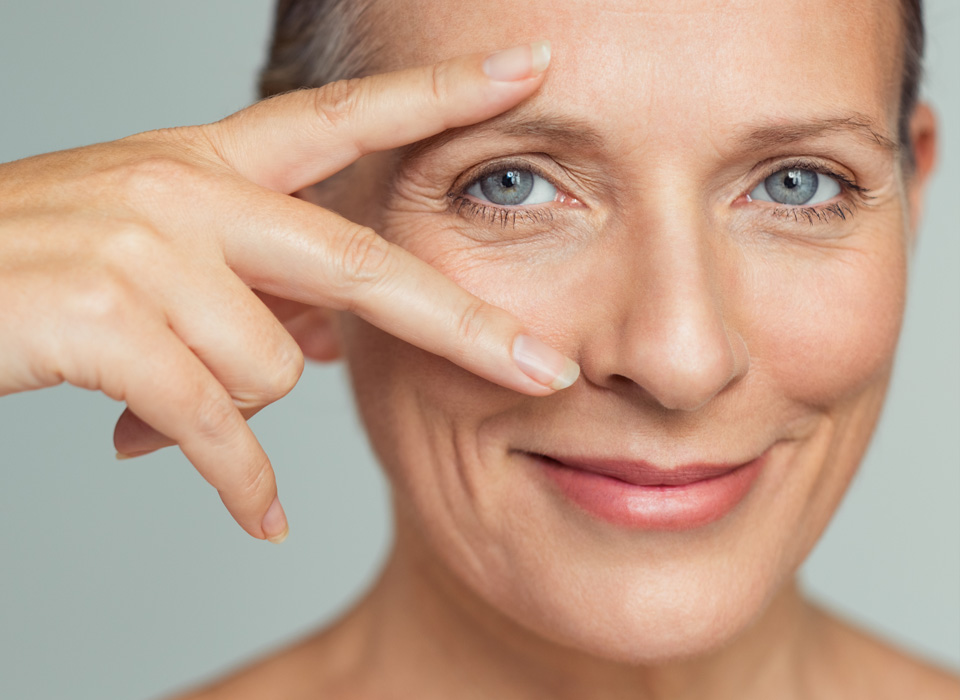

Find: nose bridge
[595,200,747,412]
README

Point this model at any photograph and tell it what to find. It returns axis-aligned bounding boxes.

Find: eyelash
[758,157,873,225]
[450,196,557,229]
[447,157,873,228]
[447,159,561,229]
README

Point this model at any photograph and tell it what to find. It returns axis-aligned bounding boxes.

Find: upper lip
[532,453,761,486]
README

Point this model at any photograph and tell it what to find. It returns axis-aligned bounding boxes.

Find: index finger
[206,41,553,193]
[221,192,580,397]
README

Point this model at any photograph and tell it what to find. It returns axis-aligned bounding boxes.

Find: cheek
[733,227,908,569]
[380,208,575,323]
[337,211,572,513]
[743,236,907,406]
[337,305,525,497]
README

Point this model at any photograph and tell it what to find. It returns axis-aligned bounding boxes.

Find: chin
[398,472,801,667]
[525,566,782,663]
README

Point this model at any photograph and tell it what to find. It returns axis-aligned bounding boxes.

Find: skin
[0,49,569,542]
[177,0,954,698]
[1,0,953,697]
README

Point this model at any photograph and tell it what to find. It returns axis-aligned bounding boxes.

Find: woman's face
[309,0,929,661]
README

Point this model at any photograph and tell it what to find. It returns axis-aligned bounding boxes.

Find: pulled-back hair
[259,0,381,96]
[260,0,925,167]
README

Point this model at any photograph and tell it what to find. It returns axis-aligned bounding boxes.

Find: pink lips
[530,450,769,531]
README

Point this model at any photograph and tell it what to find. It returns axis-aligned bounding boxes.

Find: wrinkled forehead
[368,0,903,151]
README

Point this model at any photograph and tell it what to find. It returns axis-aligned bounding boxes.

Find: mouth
[522,448,772,531]
[535,454,749,487]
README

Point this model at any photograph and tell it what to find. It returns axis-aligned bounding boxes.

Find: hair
[259,0,925,167]
[899,0,925,169]
[259,0,381,96]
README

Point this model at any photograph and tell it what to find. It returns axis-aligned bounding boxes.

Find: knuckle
[428,61,448,104]
[313,78,364,133]
[255,341,305,402]
[68,268,138,325]
[108,154,207,201]
[455,300,489,354]
[191,388,242,445]
[233,454,273,503]
[97,220,166,268]
[274,341,306,396]
[336,225,393,293]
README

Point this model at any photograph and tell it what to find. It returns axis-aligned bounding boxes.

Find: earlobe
[285,306,343,362]
[906,102,938,241]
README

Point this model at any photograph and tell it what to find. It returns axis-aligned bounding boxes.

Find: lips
[533,454,746,487]
[527,449,770,530]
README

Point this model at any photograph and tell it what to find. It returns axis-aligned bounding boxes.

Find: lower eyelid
[448,195,561,229]
[771,201,857,224]
[735,188,858,226]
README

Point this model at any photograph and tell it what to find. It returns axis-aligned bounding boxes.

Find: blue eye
[466,168,558,207]
[750,168,840,206]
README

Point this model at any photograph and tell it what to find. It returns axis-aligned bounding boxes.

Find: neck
[328,520,822,700]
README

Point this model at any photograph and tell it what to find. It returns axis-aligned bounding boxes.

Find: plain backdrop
[0,2,957,698]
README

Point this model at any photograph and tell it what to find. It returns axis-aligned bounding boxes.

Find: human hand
[0,41,577,543]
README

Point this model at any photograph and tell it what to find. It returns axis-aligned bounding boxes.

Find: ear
[254,288,343,363]
[283,306,341,362]
[905,102,938,244]
[284,306,343,363]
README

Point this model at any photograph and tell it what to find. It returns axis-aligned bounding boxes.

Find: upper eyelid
[748,157,864,196]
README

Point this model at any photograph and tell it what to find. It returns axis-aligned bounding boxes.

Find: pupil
[478,168,535,205]
[761,167,817,206]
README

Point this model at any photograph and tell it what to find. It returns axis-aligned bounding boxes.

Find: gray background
[0,2,956,698]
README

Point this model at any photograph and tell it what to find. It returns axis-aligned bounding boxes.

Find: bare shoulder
[810,603,960,699]
[161,605,375,700]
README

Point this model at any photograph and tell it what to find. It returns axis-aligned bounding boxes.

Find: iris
[479,169,534,205]
[767,169,817,205]
[466,167,558,207]
[751,167,840,206]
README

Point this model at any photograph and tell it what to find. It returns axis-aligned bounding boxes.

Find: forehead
[370,0,903,149]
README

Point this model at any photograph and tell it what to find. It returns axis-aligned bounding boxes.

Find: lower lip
[533,452,768,531]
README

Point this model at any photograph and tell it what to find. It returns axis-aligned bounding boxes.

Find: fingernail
[483,40,551,82]
[262,496,289,544]
[512,334,580,390]
[115,449,157,460]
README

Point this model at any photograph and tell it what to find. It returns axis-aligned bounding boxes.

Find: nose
[578,215,749,412]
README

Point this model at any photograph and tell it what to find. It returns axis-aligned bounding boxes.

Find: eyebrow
[395,107,606,168]
[738,114,899,154]
[394,107,898,170]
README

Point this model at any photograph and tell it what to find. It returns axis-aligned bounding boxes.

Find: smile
[525,449,771,531]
